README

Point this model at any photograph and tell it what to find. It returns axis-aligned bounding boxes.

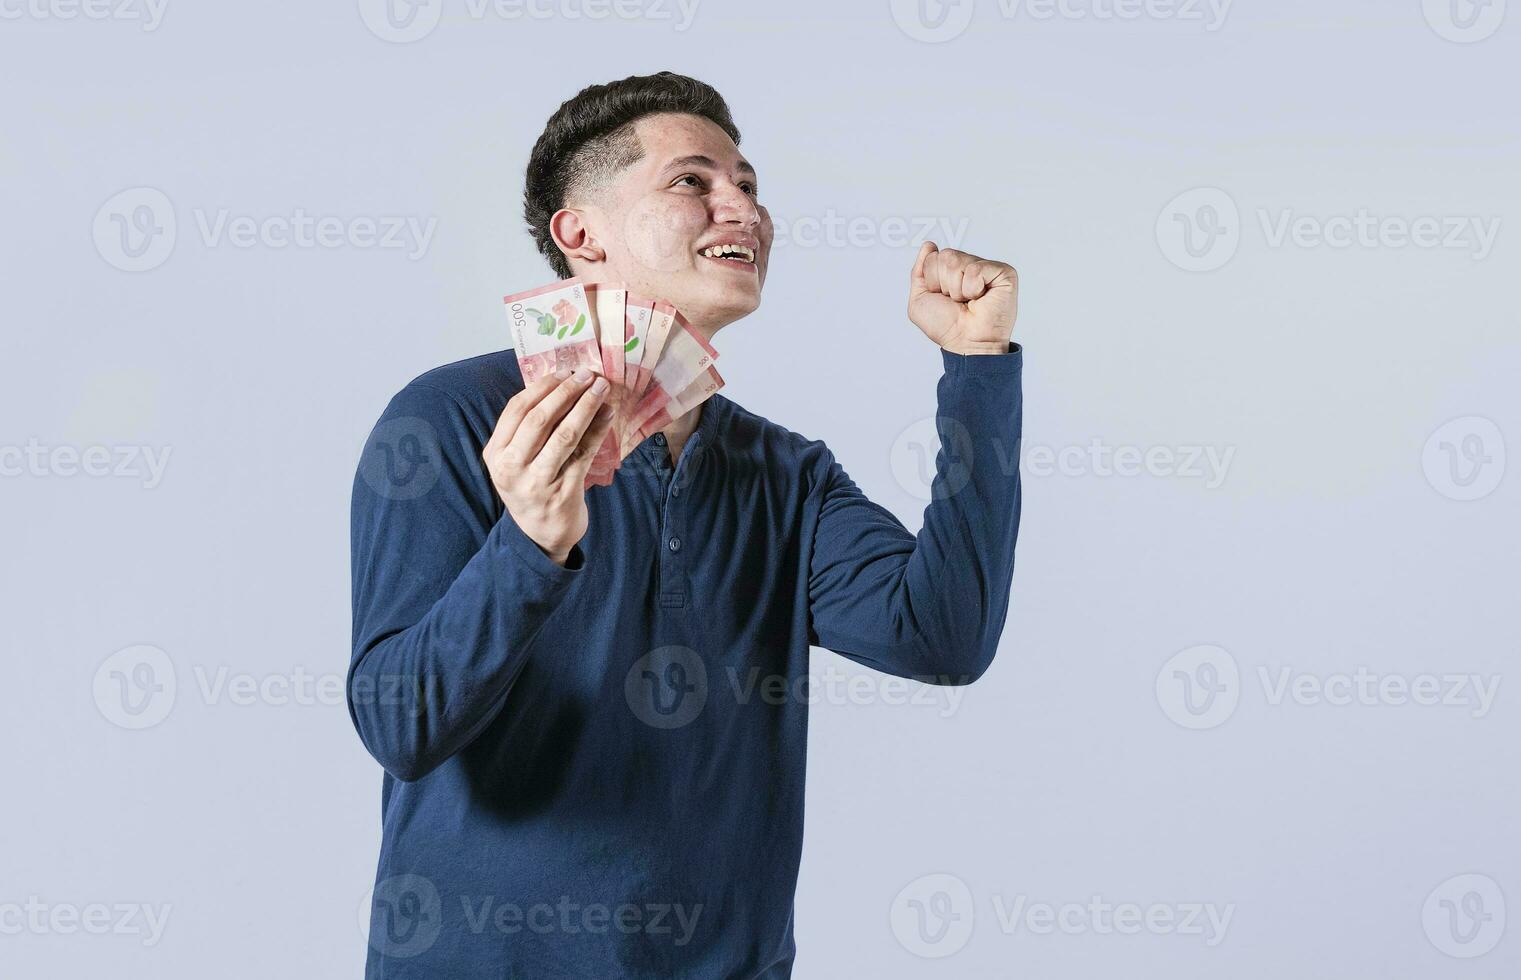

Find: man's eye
[673,174,704,189]
[740,182,758,197]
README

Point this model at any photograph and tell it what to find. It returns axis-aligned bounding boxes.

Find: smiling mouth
[698,243,757,267]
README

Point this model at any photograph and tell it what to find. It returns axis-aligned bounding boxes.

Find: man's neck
[658,402,703,467]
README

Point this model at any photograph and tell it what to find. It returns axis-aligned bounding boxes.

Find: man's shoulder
[714,395,835,473]
[379,349,523,436]
[407,349,524,406]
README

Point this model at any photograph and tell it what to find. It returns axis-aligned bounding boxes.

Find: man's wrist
[942,340,1014,356]
[544,543,586,570]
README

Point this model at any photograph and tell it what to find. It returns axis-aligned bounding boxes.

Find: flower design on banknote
[527,307,557,336]
[552,298,578,326]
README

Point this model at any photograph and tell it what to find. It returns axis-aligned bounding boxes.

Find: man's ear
[549,208,606,266]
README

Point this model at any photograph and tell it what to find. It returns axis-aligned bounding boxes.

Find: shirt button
[652,433,666,445]
[667,536,682,553]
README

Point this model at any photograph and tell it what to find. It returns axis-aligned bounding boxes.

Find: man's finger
[946,262,973,303]
[507,368,599,463]
[982,261,1018,291]
[561,400,619,485]
[530,380,610,481]
[910,240,938,295]
[959,263,990,302]
[488,369,569,453]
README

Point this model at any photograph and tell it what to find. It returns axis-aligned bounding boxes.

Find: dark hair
[523,71,742,279]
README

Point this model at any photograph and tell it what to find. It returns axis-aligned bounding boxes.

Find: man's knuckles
[933,248,972,270]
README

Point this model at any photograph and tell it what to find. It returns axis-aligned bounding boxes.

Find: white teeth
[701,244,754,262]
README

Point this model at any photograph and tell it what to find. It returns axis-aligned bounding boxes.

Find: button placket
[656,434,700,610]
[658,497,684,608]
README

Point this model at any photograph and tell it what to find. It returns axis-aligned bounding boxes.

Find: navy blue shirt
[349,343,1023,978]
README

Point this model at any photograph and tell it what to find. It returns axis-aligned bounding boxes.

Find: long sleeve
[807,344,1023,684]
[347,382,583,782]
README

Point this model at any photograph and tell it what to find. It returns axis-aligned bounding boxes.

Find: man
[349,71,1022,978]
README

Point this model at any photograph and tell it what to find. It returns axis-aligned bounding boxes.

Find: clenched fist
[908,241,1019,355]
[483,367,616,566]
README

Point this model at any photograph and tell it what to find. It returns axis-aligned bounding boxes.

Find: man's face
[572,112,772,335]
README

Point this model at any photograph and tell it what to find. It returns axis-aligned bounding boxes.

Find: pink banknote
[503,277,726,488]
[622,313,722,452]
[629,366,724,446]
[634,300,680,403]
[621,294,656,405]
[588,283,627,390]
[585,284,629,486]
[503,278,601,386]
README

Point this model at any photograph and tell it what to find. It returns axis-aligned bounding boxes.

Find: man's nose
[711,183,760,227]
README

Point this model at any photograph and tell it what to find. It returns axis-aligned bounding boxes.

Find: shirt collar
[635,393,727,467]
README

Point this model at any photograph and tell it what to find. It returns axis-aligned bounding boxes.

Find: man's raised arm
[807,243,1023,684]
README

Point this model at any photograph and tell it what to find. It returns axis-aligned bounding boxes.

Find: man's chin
[706,292,761,331]
[668,282,761,333]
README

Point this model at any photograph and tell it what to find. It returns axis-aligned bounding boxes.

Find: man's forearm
[809,344,1023,682]
[347,383,585,782]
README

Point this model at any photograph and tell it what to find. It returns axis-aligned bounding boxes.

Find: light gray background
[3,1,1517,977]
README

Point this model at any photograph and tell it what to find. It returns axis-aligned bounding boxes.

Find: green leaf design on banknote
[569,314,587,337]
[557,324,568,339]
[532,310,555,336]
[624,337,640,353]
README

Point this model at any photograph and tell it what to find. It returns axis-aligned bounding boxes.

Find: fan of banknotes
[504,277,723,487]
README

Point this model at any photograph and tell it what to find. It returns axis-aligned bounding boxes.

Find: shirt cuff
[491,516,585,586]
[941,342,1023,380]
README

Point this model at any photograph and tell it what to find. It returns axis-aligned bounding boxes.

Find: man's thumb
[910,240,938,291]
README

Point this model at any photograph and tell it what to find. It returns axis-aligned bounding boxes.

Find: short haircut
[523,71,742,279]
